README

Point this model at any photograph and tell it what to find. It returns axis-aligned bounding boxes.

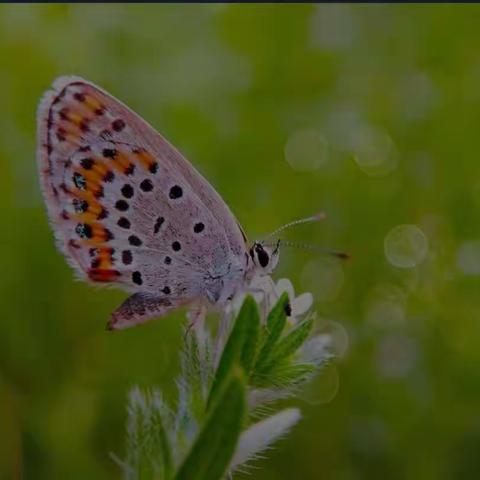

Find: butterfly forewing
[37,76,247,302]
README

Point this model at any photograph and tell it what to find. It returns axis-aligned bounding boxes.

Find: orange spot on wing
[92,162,109,178]
[83,95,104,114]
[73,203,106,223]
[92,224,112,242]
[66,97,95,119]
[61,108,87,127]
[74,211,97,223]
[73,190,101,211]
[110,152,133,174]
[57,124,82,143]
[133,149,156,171]
[79,166,103,185]
[88,268,120,282]
[72,169,103,198]
[94,247,114,269]
[81,224,112,245]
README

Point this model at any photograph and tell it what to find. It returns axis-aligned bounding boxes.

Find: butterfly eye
[257,248,269,268]
[252,243,269,268]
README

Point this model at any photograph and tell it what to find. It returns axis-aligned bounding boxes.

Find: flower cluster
[115,279,335,480]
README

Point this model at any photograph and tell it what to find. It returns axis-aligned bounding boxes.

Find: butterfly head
[249,240,280,275]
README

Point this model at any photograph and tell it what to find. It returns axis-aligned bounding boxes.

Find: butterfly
[37,76,284,330]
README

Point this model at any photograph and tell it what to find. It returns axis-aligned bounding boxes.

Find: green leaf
[253,362,317,389]
[125,388,174,480]
[253,292,289,374]
[151,394,174,480]
[256,318,313,377]
[207,295,259,410]
[175,369,246,480]
[266,292,290,332]
[182,333,206,421]
[125,388,150,480]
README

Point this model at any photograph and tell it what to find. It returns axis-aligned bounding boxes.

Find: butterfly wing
[37,76,248,327]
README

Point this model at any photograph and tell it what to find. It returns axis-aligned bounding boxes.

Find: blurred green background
[1,4,480,479]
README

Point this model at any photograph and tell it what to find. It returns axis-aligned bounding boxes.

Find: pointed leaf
[207,296,259,410]
[256,318,313,377]
[230,408,301,471]
[253,292,289,374]
[151,392,174,480]
[175,369,246,480]
[125,388,173,480]
[253,361,317,389]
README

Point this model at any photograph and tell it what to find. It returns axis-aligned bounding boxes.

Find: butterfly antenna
[262,212,327,243]
[264,239,350,260]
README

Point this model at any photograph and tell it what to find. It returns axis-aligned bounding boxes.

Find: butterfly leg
[107,293,177,330]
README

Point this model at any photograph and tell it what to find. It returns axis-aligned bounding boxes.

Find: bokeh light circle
[457,240,480,275]
[284,129,328,172]
[310,4,356,53]
[384,224,429,268]
[301,258,345,302]
[300,363,340,405]
[315,320,349,358]
[376,334,417,379]
[352,125,398,176]
[365,284,407,329]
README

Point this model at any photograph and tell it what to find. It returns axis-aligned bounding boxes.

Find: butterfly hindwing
[37,76,246,304]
